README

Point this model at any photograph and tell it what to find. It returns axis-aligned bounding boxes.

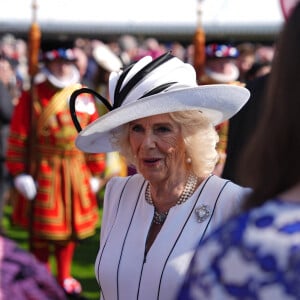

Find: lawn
[3,204,103,300]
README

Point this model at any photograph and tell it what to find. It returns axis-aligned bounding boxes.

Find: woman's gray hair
[111,110,219,178]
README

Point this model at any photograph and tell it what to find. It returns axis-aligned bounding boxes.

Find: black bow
[69,88,112,132]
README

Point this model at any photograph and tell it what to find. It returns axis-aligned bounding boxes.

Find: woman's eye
[131,124,143,132]
[156,126,171,133]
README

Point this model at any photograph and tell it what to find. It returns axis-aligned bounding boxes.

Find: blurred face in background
[236,53,255,76]
[0,58,14,86]
[46,59,75,81]
[206,58,237,76]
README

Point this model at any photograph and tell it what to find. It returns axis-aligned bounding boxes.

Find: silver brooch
[195,204,211,223]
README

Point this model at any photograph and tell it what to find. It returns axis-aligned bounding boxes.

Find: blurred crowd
[0,33,275,95]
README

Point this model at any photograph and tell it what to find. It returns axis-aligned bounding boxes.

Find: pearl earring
[186,157,192,164]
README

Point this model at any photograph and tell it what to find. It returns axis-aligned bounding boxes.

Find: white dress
[95,174,250,300]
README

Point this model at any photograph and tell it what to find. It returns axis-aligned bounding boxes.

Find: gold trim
[37,83,82,135]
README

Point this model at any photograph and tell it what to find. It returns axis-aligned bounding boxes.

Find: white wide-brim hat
[70,52,250,153]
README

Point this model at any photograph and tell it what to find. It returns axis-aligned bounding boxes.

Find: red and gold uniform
[7,80,105,240]
[6,46,106,295]
[6,78,105,295]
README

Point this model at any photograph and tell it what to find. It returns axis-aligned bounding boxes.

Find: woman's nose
[141,132,156,149]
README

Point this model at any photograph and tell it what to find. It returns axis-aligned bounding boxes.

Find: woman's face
[129,113,186,183]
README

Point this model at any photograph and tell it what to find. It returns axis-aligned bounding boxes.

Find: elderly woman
[70,52,250,300]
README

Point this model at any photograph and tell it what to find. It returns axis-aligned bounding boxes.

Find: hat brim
[75,84,250,153]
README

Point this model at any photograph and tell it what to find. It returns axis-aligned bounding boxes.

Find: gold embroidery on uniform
[37,83,82,136]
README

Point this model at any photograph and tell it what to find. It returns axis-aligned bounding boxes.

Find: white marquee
[0,0,285,41]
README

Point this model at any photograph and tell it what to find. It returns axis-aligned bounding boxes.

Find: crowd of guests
[0,33,275,94]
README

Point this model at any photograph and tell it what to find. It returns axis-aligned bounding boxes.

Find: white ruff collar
[43,66,80,88]
[205,65,239,83]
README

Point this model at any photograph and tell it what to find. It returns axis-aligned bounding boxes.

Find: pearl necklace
[145,173,198,225]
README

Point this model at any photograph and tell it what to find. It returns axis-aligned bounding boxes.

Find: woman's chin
[142,171,164,184]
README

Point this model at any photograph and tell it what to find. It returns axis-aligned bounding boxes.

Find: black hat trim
[113,51,174,109]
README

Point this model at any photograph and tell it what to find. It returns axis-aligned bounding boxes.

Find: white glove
[90,177,101,194]
[14,174,37,200]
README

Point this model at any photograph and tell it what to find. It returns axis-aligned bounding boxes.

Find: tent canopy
[0,0,284,43]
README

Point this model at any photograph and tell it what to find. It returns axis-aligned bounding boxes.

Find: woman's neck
[148,172,199,212]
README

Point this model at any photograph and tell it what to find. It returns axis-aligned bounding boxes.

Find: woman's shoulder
[204,175,251,213]
[102,174,146,215]
[209,175,251,194]
[107,173,144,185]
[211,175,245,185]
[105,173,145,194]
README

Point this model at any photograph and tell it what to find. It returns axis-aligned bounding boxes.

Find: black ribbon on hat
[113,51,174,107]
[69,51,176,133]
[69,88,113,133]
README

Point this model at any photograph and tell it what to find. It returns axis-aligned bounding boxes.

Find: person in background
[235,42,256,83]
[73,38,98,88]
[73,46,89,84]
[199,43,242,176]
[6,45,106,298]
[117,34,140,67]
[244,44,274,82]
[70,51,250,300]
[222,72,269,183]
[133,37,165,61]
[222,45,273,183]
[0,34,24,97]
[177,2,300,299]
[91,41,123,100]
[199,43,240,86]
[168,41,186,62]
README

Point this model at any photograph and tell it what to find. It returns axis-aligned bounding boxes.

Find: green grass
[3,204,103,300]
